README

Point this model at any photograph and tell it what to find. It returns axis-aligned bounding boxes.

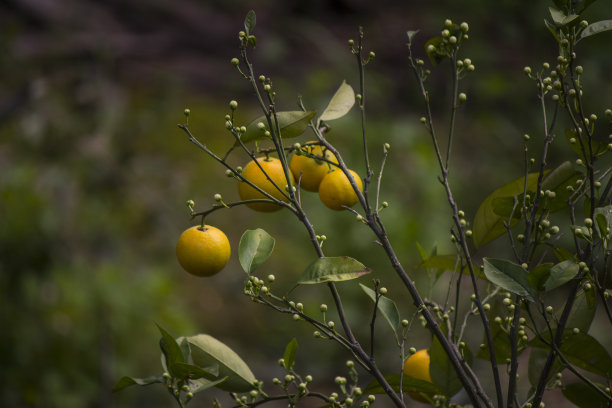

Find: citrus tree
[114,3,612,408]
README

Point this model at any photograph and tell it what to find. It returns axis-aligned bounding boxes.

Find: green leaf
[172,362,219,380]
[239,111,316,144]
[318,81,355,125]
[244,10,256,36]
[531,330,612,378]
[579,20,612,41]
[112,375,162,392]
[363,374,440,395]
[157,324,186,377]
[527,263,554,292]
[543,260,579,291]
[562,382,610,408]
[283,338,298,371]
[188,377,230,394]
[566,289,596,333]
[359,283,400,332]
[297,256,371,284]
[188,334,257,392]
[594,205,612,241]
[430,337,470,397]
[473,172,541,247]
[477,319,515,362]
[483,258,537,302]
[527,348,563,388]
[238,228,275,274]
[549,7,580,27]
[424,37,446,65]
[540,161,582,212]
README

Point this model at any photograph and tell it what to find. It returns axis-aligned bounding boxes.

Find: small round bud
[346,360,355,368]
[459,92,467,102]
[327,321,335,329]
[356,214,363,221]
[379,287,388,295]
[467,64,475,72]
[441,29,450,38]
[483,304,491,311]
[263,84,271,92]
[305,375,313,382]
[465,229,473,237]
[420,117,427,124]
[580,20,588,28]
[572,327,580,334]
[214,193,222,202]
[239,126,247,133]
[523,134,530,141]
[320,304,328,312]
[250,390,259,398]
[292,314,300,320]
[225,121,233,130]
[409,347,417,354]
[585,218,593,227]
[285,374,294,382]
[426,44,436,53]
[345,397,354,405]
[229,100,238,110]
[503,298,512,306]
[546,306,553,314]
[296,302,304,311]
[444,19,453,28]
[521,263,528,270]
[401,319,409,327]
[162,372,170,379]
[449,36,457,44]
[494,316,502,324]
[584,282,592,291]
[460,22,469,32]
[267,274,275,282]
[368,395,376,403]
[348,39,354,46]
[257,122,266,130]
[382,201,389,208]
[524,66,532,75]
[231,58,240,66]
[369,51,375,59]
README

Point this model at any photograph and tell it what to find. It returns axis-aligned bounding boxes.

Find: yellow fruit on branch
[318,168,363,210]
[238,157,295,212]
[176,225,231,277]
[289,142,338,192]
[403,349,433,403]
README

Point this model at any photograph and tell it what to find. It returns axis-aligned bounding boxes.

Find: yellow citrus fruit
[176,225,231,277]
[318,168,363,210]
[403,349,433,402]
[238,157,295,212]
[289,142,338,192]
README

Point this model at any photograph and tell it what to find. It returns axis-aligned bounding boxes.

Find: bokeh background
[1,0,611,407]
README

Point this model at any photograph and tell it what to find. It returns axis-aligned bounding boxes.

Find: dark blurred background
[1,0,611,407]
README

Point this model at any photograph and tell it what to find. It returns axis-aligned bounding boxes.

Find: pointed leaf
[157,324,186,376]
[543,260,579,291]
[238,229,275,274]
[483,258,537,301]
[360,284,400,332]
[527,263,554,292]
[594,205,612,241]
[566,289,596,333]
[579,20,612,41]
[188,334,257,392]
[283,338,298,371]
[112,375,162,392]
[188,377,230,394]
[528,348,563,387]
[244,10,256,36]
[318,81,355,124]
[363,374,440,395]
[562,382,610,408]
[531,330,612,378]
[473,172,542,247]
[239,111,316,144]
[430,336,472,397]
[540,161,582,212]
[172,362,219,381]
[297,256,371,284]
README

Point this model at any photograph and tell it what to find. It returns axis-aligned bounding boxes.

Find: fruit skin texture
[318,169,363,210]
[238,157,295,212]
[289,143,338,192]
[176,225,231,277]
[403,349,433,402]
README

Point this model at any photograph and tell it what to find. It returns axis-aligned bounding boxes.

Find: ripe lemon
[403,349,433,402]
[176,225,231,277]
[238,157,295,212]
[289,142,338,192]
[318,168,363,210]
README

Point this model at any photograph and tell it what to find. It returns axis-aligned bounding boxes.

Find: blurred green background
[1,0,611,407]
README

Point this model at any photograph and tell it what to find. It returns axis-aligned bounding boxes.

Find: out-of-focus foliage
[1,0,611,407]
